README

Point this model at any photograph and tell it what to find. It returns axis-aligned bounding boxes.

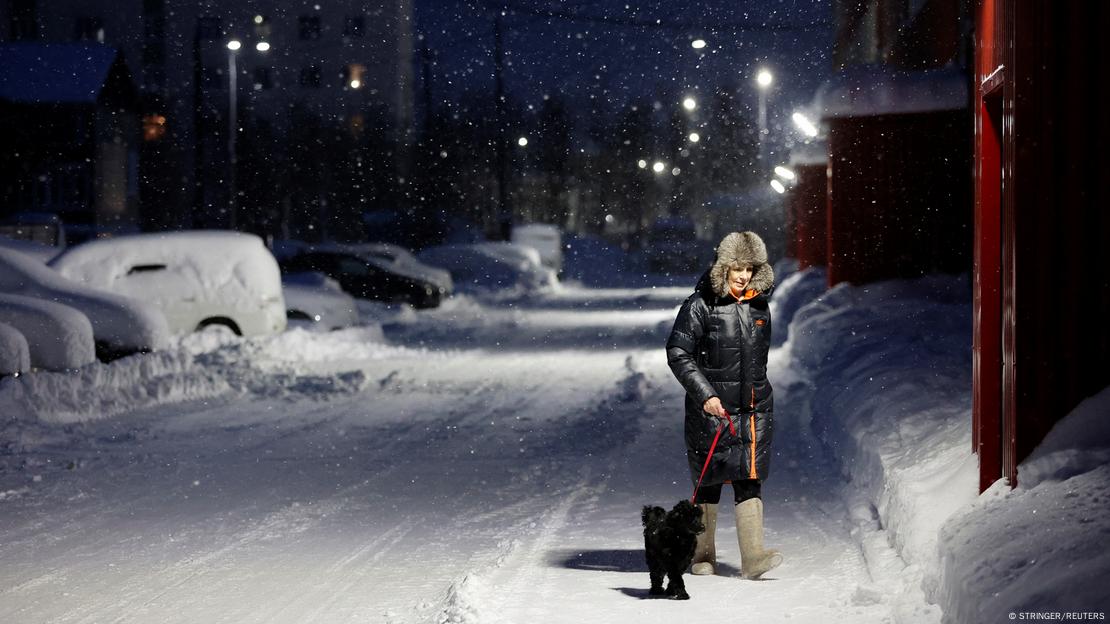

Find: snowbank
[781,270,1110,622]
[935,387,1110,623]
[0,293,95,370]
[0,324,394,428]
[780,272,978,620]
[0,322,30,375]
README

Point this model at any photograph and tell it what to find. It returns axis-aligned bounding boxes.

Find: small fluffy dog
[641,500,704,599]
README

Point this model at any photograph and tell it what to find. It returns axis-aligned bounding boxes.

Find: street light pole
[227,41,240,230]
[756,69,773,163]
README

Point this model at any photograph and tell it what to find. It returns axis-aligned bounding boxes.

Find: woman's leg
[732,479,781,579]
[691,484,721,574]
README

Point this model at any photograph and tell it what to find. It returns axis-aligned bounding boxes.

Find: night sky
[415,0,834,127]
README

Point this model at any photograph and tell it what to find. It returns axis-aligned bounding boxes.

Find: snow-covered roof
[817,64,968,119]
[789,139,829,167]
[0,43,123,104]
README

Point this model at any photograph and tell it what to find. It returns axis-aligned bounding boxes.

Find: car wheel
[196,317,242,336]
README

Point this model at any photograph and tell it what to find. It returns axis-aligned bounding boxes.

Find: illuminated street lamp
[770,179,786,194]
[652,161,666,174]
[225,37,270,230]
[792,111,819,138]
[755,67,774,161]
[691,39,707,49]
[774,165,796,180]
[682,97,697,111]
[517,136,528,147]
[688,132,701,143]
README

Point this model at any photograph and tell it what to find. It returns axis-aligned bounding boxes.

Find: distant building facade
[0,43,141,241]
[0,0,414,238]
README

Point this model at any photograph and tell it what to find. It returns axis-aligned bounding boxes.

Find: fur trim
[709,232,774,298]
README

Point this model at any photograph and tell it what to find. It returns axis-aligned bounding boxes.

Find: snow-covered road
[0,285,909,623]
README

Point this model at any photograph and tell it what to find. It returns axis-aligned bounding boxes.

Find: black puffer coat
[666,232,775,486]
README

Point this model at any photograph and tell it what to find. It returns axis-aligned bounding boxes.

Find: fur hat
[708,231,774,298]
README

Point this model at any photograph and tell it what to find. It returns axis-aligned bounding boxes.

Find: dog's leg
[664,566,690,600]
[646,552,666,596]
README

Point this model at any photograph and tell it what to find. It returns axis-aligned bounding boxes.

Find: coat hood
[708,231,774,298]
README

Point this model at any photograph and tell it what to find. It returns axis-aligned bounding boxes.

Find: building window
[299,16,321,40]
[74,16,104,42]
[343,15,365,38]
[143,114,167,141]
[197,16,222,41]
[253,67,273,90]
[299,65,322,88]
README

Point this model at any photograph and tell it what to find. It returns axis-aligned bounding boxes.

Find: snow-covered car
[282,272,360,331]
[0,247,170,358]
[0,293,95,371]
[511,224,564,274]
[0,235,61,263]
[338,242,454,295]
[0,322,30,376]
[416,242,558,293]
[50,231,287,337]
[280,250,447,309]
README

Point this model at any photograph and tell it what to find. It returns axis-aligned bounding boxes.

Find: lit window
[142,114,167,141]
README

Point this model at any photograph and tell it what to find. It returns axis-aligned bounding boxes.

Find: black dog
[642,500,705,600]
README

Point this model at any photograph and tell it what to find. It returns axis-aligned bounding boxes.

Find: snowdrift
[777,268,1110,622]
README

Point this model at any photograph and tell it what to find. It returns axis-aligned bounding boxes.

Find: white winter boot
[690,503,717,575]
[735,498,782,579]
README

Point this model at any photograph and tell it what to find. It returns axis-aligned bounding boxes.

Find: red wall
[787,163,828,269]
[973,0,1110,490]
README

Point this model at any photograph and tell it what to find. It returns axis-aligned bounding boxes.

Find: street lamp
[682,97,697,111]
[226,40,241,230]
[225,37,269,230]
[755,68,773,162]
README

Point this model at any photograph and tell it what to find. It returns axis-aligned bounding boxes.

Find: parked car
[280,250,446,309]
[337,242,454,295]
[0,247,169,359]
[416,242,558,293]
[0,293,96,371]
[511,224,564,274]
[0,234,62,263]
[50,231,286,337]
[282,272,360,331]
[0,322,30,377]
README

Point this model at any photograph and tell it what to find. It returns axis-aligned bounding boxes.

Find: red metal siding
[973,0,1110,491]
[789,163,828,269]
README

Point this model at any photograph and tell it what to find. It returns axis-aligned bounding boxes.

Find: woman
[665,231,782,579]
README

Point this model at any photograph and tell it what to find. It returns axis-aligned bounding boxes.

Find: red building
[972,0,1110,491]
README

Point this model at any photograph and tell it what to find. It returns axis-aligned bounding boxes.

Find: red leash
[690,410,736,504]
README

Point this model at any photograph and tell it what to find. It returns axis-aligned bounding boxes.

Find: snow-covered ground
[1,259,1107,623]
